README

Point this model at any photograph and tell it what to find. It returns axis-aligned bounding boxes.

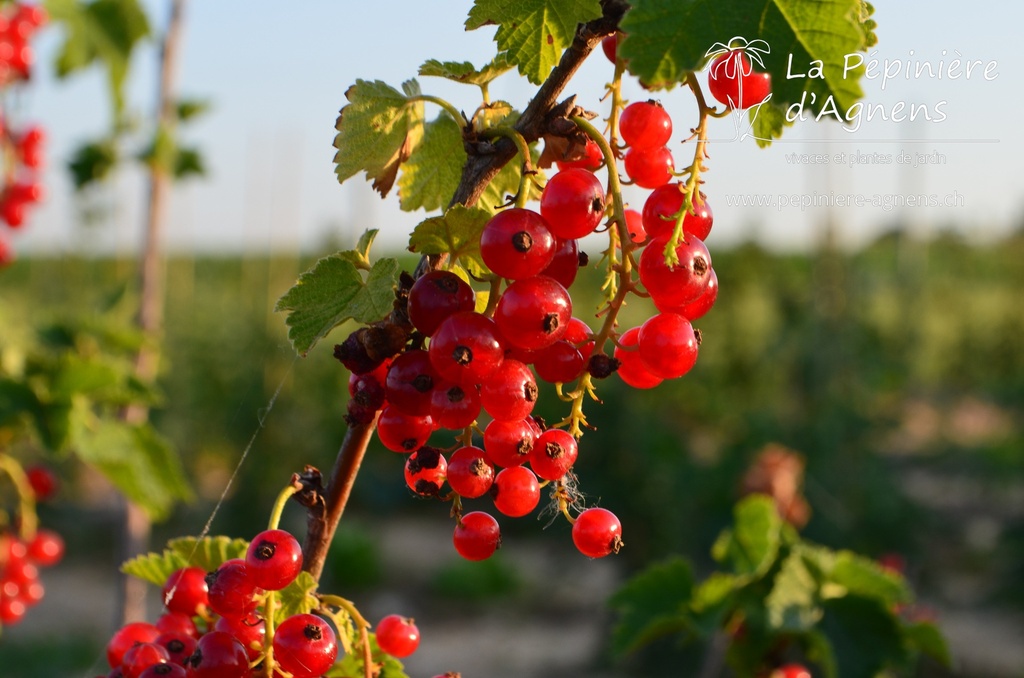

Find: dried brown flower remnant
[740,443,810,528]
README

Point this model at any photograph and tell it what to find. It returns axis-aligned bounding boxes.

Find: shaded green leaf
[749,102,794,148]
[398,114,465,212]
[609,557,694,656]
[67,139,119,190]
[766,550,822,631]
[408,205,492,278]
[174,146,206,180]
[829,550,911,606]
[120,548,188,587]
[473,101,517,132]
[820,596,907,678]
[176,98,212,122]
[419,52,514,88]
[904,621,951,667]
[275,253,400,356]
[169,536,250,572]
[275,571,319,623]
[334,79,425,197]
[713,494,782,580]
[466,0,603,85]
[803,629,840,678]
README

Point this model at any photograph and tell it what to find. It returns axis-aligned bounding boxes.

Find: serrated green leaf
[903,621,951,667]
[419,52,514,88]
[120,549,188,587]
[169,535,250,572]
[334,79,425,197]
[46,0,151,117]
[766,550,822,631]
[609,557,694,656]
[275,254,400,356]
[619,0,873,143]
[749,102,794,148]
[714,494,783,580]
[337,229,380,270]
[466,0,603,85]
[473,101,516,132]
[408,205,492,278]
[829,551,911,605]
[398,114,465,212]
[329,634,409,677]
[275,571,319,623]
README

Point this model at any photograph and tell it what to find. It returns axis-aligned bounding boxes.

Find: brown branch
[300,0,628,584]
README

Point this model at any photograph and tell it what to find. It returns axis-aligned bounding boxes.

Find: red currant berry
[213,612,265,660]
[161,567,208,616]
[245,529,303,591]
[491,465,541,517]
[624,146,674,189]
[480,208,557,280]
[26,528,64,567]
[572,507,623,557]
[404,446,448,497]
[642,184,713,241]
[453,511,501,560]
[613,327,663,389]
[376,405,434,453]
[540,237,583,290]
[639,235,713,309]
[446,446,495,498]
[408,270,476,336]
[155,612,198,639]
[429,380,482,430]
[638,313,700,379]
[601,33,618,64]
[376,614,420,658]
[385,349,438,416]
[708,50,772,109]
[480,359,538,421]
[563,317,595,360]
[0,596,26,624]
[540,168,606,240]
[348,371,387,412]
[555,136,604,172]
[494,276,572,351]
[25,464,58,501]
[205,559,263,618]
[155,631,197,666]
[107,622,160,668]
[533,339,585,384]
[139,664,186,678]
[670,267,718,320]
[620,100,672,150]
[122,642,170,678]
[776,664,812,678]
[273,614,338,678]
[622,208,646,244]
[530,428,579,481]
[185,630,249,678]
[483,417,536,468]
[428,311,505,385]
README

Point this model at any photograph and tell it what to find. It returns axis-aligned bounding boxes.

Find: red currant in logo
[572,507,623,558]
[375,614,421,658]
[708,49,772,109]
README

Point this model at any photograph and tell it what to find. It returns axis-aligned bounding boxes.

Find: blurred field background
[1,228,1022,676]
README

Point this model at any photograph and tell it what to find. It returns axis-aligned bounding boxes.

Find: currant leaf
[275,253,401,356]
[334,79,425,197]
[275,571,319,623]
[903,621,952,668]
[398,115,464,212]
[418,52,515,87]
[168,535,250,572]
[465,0,603,85]
[473,100,516,132]
[336,229,380,270]
[120,549,189,587]
[827,551,911,605]
[710,494,782,581]
[748,101,793,148]
[608,557,694,656]
[408,205,492,278]
[766,550,822,631]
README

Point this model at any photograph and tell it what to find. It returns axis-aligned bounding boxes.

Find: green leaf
[48,355,124,401]
[275,571,319,623]
[713,494,783,580]
[418,52,515,88]
[0,377,41,431]
[46,0,151,117]
[820,596,907,678]
[329,635,409,677]
[766,550,822,631]
[72,420,192,521]
[120,549,188,587]
[478,144,544,214]
[174,146,206,180]
[473,101,517,132]
[408,205,492,278]
[903,621,951,667]
[749,103,794,148]
[803,630,840,678]
[168,536,250,572]
[67,139,119,190]
[619,0,874,142]
[609,557,694,656]
[275,253,400,356]
[334,79,425,197]
[466,0,603,85]
[176,98,212,122]
[398,114,464,212]
[829,550,911,606]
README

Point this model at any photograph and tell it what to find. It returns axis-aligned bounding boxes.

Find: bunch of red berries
[0,2,47,266]
[103,527,422,677]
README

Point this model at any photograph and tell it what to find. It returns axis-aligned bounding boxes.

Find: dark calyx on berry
[512,231,534,253]
[587,353,620,379]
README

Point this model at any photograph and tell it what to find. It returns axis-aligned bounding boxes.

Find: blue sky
[15,0,1024,255]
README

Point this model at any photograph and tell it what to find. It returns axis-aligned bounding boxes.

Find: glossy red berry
[530,428,579,481]
[540,237,583,290]
[376,614,420,658]
[620,100,672,150]
[638,313,700,380]
[408,270,477,336]
[776,664,812,678]
[708,50,772,109]
[601,33,618,64]
[639,235,713,309]
[453,511,501,560]
[483,417,536,468]
[622,208,646,244]
[245,529,303,591]
[185,630,249,678]
[671,267,718,320]
[533,339,585,384]
[213,612,265,660]
[429,380,482,430]
[161,567,208,616]
[480,359,538,421]
[205,559,263,618]
[555,136,603,172]
[122,642,170,678]
[428,311,505,385]
[155,612,198,639]
[26,464,58,501]
[491,465,541,517]
[480,208,557,280]
[540,168,606,240]
[385,349,438,416]
[107,622,161,668]
[139,664,186,678]
[404,446,448,497]
[376,405,434,453]
[273,614,338,678]
[446,446,495,498]
[572,507,623,557]
[27,528,64,567]
[642,184,713,241]
[624,146,674,189]
[494,276,572,351]
[155,631,197,666]
[613,326,663,389]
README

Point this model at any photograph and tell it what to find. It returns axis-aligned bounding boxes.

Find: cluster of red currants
[0,462,64,628]
[0,2,47,266]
